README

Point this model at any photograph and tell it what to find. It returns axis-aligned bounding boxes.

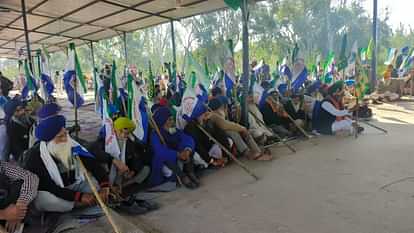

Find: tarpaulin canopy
[0,0,232,59]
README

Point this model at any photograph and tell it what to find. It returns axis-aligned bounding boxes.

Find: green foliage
[0,0,409,82]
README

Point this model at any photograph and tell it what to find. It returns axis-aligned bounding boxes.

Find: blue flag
[63,43,84,108]
[39,49,55,100]
[291,67,308,92]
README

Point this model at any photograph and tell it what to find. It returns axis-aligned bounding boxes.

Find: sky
[363,0,414,29]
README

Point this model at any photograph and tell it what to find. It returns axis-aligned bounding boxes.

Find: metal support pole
[122,32,128,65]
[170,20,177,68]
[21,0,33,73]
[371,0,378,92]
[240,0,249,126]
[89,41,97,105]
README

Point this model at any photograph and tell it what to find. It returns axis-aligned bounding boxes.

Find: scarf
[39,138,85,188]
[160,128,180,151]
[328,95,345,121]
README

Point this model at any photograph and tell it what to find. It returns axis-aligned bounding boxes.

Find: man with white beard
[24,103,110,213]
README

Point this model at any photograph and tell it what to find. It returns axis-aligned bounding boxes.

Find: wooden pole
[195,124,259,180]
[273,93,313,140]
[77,157,122,233]
[248,110,296,153]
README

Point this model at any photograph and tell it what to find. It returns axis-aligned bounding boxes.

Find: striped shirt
[0,161,39,204]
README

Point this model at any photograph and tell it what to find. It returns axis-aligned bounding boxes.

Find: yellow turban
[114,117,136,133]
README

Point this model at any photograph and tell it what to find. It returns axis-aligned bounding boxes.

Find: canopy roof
[0,0,231,59]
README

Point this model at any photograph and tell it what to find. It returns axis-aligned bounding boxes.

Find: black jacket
[7,118,33,160]
[87,135,152,174]
[24,143,109,202]
[184,121,214,163]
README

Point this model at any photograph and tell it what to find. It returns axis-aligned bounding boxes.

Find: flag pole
[76,157,122,233]
[195,124,259,180]
[273,92,314,140]
[240,0,250,126]
[371,0,378,92]
[74,69,79,138]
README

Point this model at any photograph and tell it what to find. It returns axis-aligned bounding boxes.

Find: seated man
[88,117,157,214]
[247,93,274,145]
[259,90,292,138]
[0,161,38,233]
[183,101,227,168]
[283,91,307,130]
[4,97,34,161]
[208,96,272,161]
[150,107,200,189]
[317,81,363,136]
[25,104,110,213]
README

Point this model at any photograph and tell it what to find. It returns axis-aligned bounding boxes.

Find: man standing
[25,104,110,213]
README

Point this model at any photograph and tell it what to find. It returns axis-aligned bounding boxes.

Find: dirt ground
[62,94,414,233]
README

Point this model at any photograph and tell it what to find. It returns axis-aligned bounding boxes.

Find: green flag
[337,33,348,71]
[366,39,374,60]
[291,43,299,64]
[322,51,335,84]
[147,61,155,100]
[127,71,134,119]
[204,57,210,78]
[224,0,241,10]
[24,59,35,91]
[36,49,42,78]
[69,43,87,93]
[110,60,118,105]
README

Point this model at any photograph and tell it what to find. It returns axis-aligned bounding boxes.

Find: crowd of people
[0,56,372,232]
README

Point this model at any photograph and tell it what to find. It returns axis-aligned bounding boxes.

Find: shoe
[179,175,198,189]
[357,126,364,134]
[136,200,160,211]
[187,172,200,187]
[116,201,148,215]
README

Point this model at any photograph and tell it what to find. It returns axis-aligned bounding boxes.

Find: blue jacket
[149,130,195,186]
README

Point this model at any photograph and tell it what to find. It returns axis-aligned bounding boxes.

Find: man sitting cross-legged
[150,106,200,189]
[88,117,158,215]
[208,96,272,161]
[317,81,364,136]
[25,104,110,214]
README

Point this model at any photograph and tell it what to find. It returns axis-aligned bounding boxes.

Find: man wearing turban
[208,96,273,161]
[150,107,200,189]
[24,103,110,213]
[88,117,158,215]
[4,96,34,161]
[317,81,363,136]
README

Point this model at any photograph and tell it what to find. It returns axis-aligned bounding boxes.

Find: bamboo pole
[77,157,122,233]
[248,110,296,153]
[195,124,259,181]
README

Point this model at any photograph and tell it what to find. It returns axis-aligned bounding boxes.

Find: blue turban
[208,98,223,111]
[306,80,321,95]
[183,100,207,122]
[35,115,66,142]
[217,95,229,106]
[153,107,172,128]
[4,97,26,122]
[37,103,61,120]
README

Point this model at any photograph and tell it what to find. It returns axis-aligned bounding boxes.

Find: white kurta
[321,101,353,133]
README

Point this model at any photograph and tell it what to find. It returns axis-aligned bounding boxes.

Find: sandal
[251,153,273,161]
